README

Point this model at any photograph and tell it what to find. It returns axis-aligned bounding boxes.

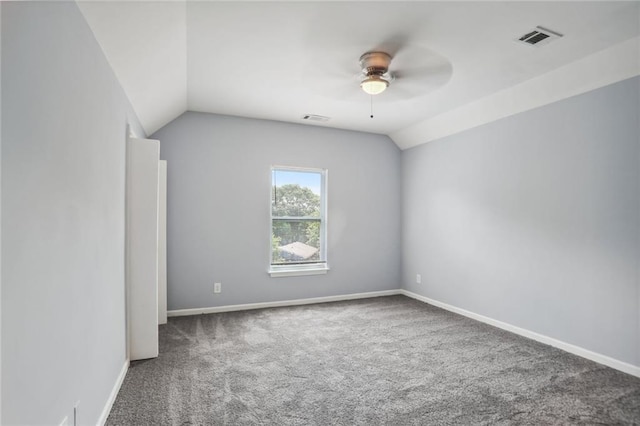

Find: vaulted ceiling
[77,1,640,149]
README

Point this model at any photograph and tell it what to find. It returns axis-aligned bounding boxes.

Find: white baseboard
[98,359,129,426]
[166,288,639,378]
[167,289,402,317]
[399,289,640,378]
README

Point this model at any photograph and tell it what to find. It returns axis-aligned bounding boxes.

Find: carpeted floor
[107,295,640,425]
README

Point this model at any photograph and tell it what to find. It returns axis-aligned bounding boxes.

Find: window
[269,166,328,277]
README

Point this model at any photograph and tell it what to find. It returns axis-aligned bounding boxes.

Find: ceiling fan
[355,46,453,100]
[304,39,452,102]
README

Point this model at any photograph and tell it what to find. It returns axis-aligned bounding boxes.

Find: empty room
[1,1,639,425]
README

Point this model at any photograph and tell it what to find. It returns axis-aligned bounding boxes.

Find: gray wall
[152,112,401,310]
[2,2,143,424]
[402,77,640,367]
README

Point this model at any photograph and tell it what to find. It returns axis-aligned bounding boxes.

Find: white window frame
[269,166,329,278]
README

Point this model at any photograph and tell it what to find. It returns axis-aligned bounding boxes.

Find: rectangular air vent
[301,114,331,122]
[516,26,562,47]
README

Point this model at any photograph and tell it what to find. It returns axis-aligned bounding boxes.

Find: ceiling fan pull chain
[370,95,374,118]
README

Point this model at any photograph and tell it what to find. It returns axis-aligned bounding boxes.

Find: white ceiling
[78,1,640,147]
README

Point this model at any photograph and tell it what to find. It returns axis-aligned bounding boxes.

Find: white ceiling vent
[301,114,331,122]
[516,26,563,47]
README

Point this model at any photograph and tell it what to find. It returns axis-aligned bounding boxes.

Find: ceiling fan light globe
[361,77,389,95]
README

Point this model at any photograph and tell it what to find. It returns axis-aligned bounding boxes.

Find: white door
[126,137,160,360]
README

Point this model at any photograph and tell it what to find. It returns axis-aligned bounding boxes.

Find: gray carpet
[107,295,640,425]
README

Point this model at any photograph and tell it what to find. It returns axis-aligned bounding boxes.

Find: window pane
[272,170,321,218]
[271,167,326,268]
[272,219,321,264]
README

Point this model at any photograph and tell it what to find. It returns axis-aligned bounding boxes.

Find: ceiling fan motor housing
[359,51,392,76]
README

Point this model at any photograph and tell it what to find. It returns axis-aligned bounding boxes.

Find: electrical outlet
[416,274,421,284]
[214,282,222,293]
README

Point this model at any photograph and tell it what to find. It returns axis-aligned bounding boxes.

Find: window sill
[268,265,329,278]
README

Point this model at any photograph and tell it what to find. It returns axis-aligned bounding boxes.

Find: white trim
[399,290,640,378]
[391,36,640,150]
[167,289,402,317]
[97,360,129,426]
[268,265,329,277]
[166,289,640,378]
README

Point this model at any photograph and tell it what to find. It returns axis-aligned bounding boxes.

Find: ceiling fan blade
[393,62,452,80]
[369,34,411,58]
[307,72,364,101]
[381,46,454,100]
